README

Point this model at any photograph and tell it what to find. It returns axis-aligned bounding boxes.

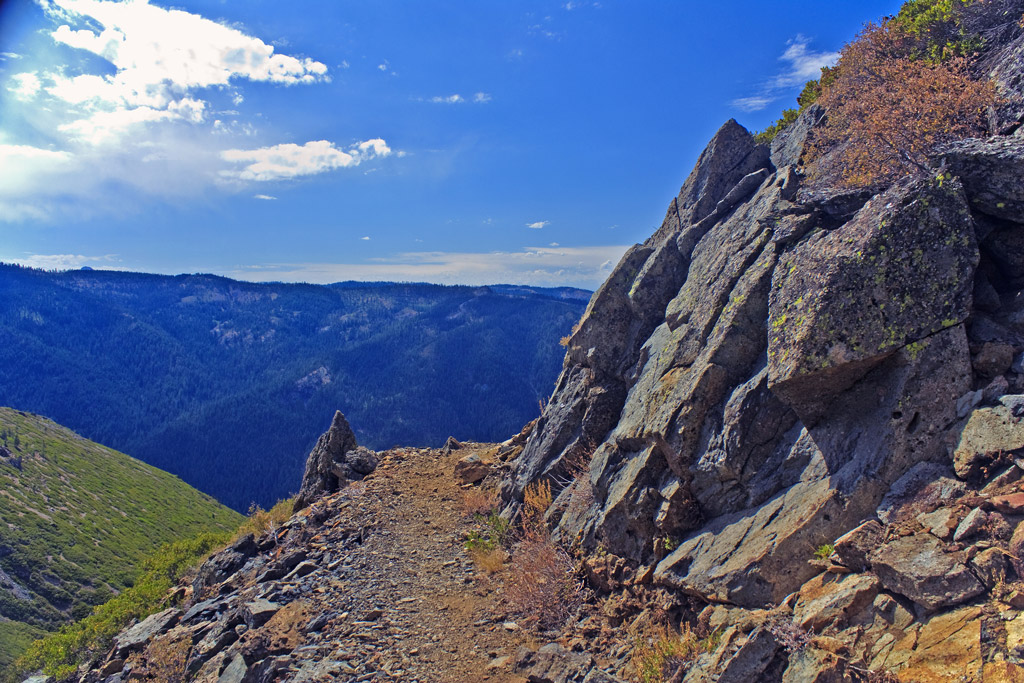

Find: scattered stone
[954,403,1024,480]
[952,507,987,542]
[992,492,1024,513]
[917,507,960,541]
[793,573,879,633]
[971,547,1008,589]
[832,520,884,571]
[974,342,1016,378]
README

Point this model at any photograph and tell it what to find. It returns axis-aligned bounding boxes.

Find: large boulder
[767,175,978,423]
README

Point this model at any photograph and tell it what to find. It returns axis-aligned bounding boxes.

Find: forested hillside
[0,265,588,511]
[0,407,241,672]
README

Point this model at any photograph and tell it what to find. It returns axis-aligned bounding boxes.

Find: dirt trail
[288,443,529,682]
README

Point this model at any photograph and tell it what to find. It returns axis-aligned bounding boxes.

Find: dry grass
[631,623,721,683]
[461,486,500,518]
[504,480,584,629]
[470,547,507,574]
[231,497,295,545]
[505,536,582,630]
[138,633,191,683]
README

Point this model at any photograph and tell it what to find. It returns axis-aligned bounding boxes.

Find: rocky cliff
[496,16,1024,683]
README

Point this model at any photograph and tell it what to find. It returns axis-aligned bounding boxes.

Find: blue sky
[0,0,901,288]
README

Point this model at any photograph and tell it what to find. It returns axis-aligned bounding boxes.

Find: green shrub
[16,532,229,680]
[464,511,510,553]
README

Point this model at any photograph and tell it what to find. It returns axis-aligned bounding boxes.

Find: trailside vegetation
[754,0,1009,186]
[14,533,229,681]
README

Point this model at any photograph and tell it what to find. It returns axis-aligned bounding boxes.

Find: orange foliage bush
[809,20,996,187]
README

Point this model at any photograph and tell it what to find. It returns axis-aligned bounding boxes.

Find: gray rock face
[770,103,823,169]
[767,175,977,424]
[505,118,978,609]
[294,411,370,511]
[935,136,1024,224]
[113,608,181,657]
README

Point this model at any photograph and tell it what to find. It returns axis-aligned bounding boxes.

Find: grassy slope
[0,407,242,668]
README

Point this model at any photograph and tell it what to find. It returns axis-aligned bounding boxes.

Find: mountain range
[0,265,588,511]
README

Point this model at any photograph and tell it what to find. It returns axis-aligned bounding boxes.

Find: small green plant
[813,543,836,561]
[464,511,510,553]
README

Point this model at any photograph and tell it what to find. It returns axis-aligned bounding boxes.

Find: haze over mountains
[0,264,588,511]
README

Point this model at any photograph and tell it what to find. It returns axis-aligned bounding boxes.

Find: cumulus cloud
[221,139,391,181]
[0,0,390,220]
[8,72,41,100]
[226,245,629,289]
[253,194,277,200]
[730,35,838,112]
[526,220,548,229]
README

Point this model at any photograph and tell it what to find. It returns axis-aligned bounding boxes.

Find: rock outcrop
[293,411,375,512]
[499,18,1024,680]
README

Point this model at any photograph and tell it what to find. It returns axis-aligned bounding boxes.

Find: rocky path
[90,444,531,682]
[296,443,526,682]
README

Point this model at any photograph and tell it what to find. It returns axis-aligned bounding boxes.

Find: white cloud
[220,139,391,181]
[730,35,838,113]
[226,245,630,289]
[526,220,549,229]
[425,92,491,105]
[253,194,276,200]
[0,52,21,60]
[431,94,464,104]
[730,96,773,112]
[8,72,42,100]
[31,0,330,146]
[360,236,370,240]
[0,0,392,220]
[0,144,73,194]
[773,36,839,89]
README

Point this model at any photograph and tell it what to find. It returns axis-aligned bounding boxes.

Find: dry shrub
[461,486,500,518]
[504,480,584,628]
[138,633,191,682]
[234,497,294,543]
[809,19,996,187]
[505,536,582,629]
[521,480,553,541]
